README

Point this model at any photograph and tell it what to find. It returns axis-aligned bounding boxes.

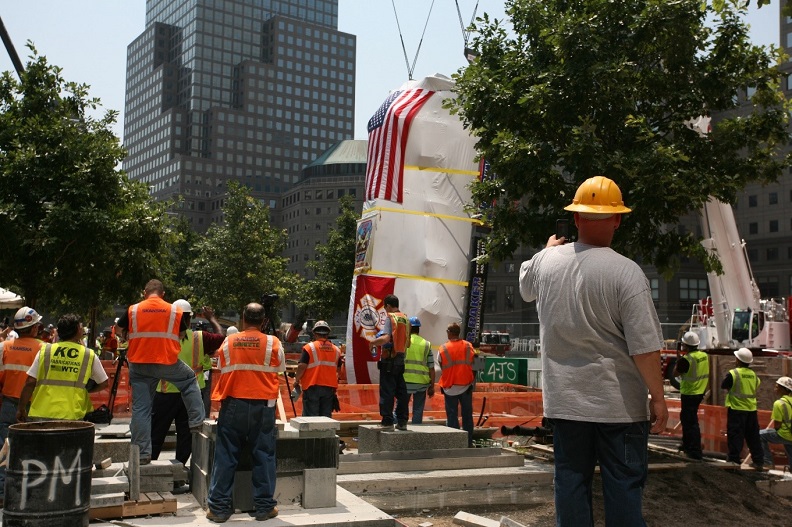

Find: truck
[479,331,511,356]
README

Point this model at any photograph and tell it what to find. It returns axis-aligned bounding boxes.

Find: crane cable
[455,0,480,48]
[391,0,436,80]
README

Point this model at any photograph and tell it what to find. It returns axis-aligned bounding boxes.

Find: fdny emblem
[353,294,386,341]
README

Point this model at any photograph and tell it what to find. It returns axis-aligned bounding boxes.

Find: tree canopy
[186,181,298,319]
[451,0,791,275]
[0,46,171,311]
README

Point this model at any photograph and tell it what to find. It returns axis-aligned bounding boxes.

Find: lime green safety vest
[726,367,759,411]
[29,342,95,420]
[778,395,792,442]
[158,330,206,393]
[679,350,709,396]
[403,334,431,385]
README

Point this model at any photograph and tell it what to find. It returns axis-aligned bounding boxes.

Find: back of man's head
[144,279,165,297]
[57,314,82,342]
[384,294,399,309]
[242,303,265,328]
[446,322,461,338]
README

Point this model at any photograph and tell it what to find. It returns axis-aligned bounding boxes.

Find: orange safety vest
[388,312,410,354]
[212,329,284,401]
[0,337,43,398]
[126,296,182,364]
[301,339,340,390]
[438,339,475,389]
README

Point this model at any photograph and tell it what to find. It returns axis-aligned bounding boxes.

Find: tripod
[86,348,127,424]
[262,301,297,417]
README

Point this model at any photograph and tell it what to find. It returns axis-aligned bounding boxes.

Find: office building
[123,0,356,229]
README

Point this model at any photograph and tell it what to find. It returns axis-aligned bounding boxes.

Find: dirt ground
[392,458,792,527]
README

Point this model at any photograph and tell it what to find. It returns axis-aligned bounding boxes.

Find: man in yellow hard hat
[519,176,668,526]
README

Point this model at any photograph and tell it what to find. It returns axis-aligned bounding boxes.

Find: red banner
[350,275,395,383]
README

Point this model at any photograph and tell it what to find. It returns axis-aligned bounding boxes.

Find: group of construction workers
[674,331,792,471]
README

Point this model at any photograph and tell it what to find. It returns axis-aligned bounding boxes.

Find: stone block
[302,468,337,508]
[290,416,341,432]
[90,492,125,508]
[93,438,130,463]
[232,472,302,512]
[139,475,176,493]
[453,511,500,527]
[358,424,468,453]
[93,462,126,478]
[91,476,128,494]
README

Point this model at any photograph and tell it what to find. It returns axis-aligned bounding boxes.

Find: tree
[0,46,172,318]
[186,181,299,319]
[298,195,358,320]
[451,0,791,275]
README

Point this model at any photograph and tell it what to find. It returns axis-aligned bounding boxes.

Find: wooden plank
[161,492,177,513]
[89,504,124,520]
[145,492,164,504]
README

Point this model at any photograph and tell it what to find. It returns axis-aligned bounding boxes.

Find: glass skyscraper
[123,0,356,229]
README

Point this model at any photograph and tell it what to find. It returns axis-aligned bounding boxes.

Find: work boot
[206,509,230,523]
[254,507,279,521]
[378,422,394,430]
[396,422,408,431]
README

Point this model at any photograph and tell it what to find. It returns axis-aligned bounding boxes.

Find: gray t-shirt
[519,242,663,423]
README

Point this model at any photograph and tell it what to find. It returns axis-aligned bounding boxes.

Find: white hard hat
[226,326,238,335]
[734,347,753,364]
[173,299,192,314]
[14,307,42,329]
[681,331,700,347]
[313,320,331,333]
[776,376,792,392]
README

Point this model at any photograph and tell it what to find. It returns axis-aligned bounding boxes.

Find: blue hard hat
[409,317,421,327]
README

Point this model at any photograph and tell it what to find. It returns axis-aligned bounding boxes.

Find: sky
[0,1,780,143]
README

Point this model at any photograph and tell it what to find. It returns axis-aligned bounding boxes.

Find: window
[651,278,660,301]
[748,195,758,207]
[748,222,758,235]
[485,291,497,313]
[767,248,779,261]
[505,285,514,311]
[770,220,779,233]
[758,276,779,297]
[769,191,778,205]
[679,278,708,302]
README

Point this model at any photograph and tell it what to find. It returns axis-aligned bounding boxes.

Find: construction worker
[760,376,792,471]
[16,313,109,421]
[368,294,410,430]
[437,322,476,446]
[150,300,224,466]
[207,302,285,523]
[293,320,341,418]
[0,307,44,504]
[519,176,667,526]
[403,317,435,424]
[115,279,204,465]
[721,347,763,469]
[673,331,709,460]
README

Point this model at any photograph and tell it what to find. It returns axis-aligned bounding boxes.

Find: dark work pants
[379,357,408,425]
[680,393,704,459]
[726,408,763,464]
[302,385,335,418]
[151,392,191,465]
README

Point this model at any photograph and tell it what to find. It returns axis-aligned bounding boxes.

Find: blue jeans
[128,361,204,459]
[760,428,792,469]
[208,397,277,518]
[408,389,428,424]
[551,419,649,527]
[443,386,473,446]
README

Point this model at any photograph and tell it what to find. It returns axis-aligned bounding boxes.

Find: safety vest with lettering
[211,330,285,401]
[0,337,43,398]
[403,334,432,385]
[29,342,95,420]
[726,367,759,411]
[300,339,340,390]
[158,330,206,393]
[438,340,475,389]
[126,296,182,364]
[388,312,410,354]
[777,395,792,442]
[679,350,709,396]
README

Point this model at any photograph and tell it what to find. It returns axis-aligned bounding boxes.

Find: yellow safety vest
[679,350,709,396]
[158,330,206,393]
[726,367,759,411]
[29,342,95,420]
[403,334,431,385]
[777,395,792,442]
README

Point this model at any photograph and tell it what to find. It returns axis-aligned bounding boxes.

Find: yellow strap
[366,206,483,225]
[363,269,468,287]
[403,164,480,177]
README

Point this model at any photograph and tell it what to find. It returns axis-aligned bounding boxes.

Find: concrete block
[91,476,128,494]
[139,475,176,493]
[94,424,130,437]
[358,424,468,453]
[452,511,500,527]
[499,517,528,527]
[129,444,140,501]
[290,416,341,432]
[302,468,337,508]
[93,462,126,478]
[756,478,792,497]
[232,472,303,511]
[90,492,125,508]
[93,438,131,463]
[138,459,182,475]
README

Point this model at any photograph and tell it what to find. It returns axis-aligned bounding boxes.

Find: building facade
[123,0,356,229]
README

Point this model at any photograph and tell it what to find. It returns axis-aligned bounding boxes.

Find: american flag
[365,89,434,202]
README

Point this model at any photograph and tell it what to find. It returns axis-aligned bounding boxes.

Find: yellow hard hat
[564,176,632,214]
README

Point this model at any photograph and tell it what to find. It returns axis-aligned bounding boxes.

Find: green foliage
[450,0,791,275]
[186,181,299,319]
[0,45,171,311]
[298,195,358,320]
[160,212,201,302]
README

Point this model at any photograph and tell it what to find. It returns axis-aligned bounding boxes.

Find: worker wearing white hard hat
[226,326,239,336]
[759,376,792,471]
[149,299,225,467]
[673,331,709,460]
[721,347,763,468]
[0,306,44,501]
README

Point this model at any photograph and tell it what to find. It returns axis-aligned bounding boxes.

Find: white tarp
[0,288,24,309]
